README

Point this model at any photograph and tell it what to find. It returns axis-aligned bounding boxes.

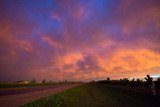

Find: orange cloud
[96,48,160,78]
[54,52,84,74]
[109,49,160,70]
[61,52,84,65]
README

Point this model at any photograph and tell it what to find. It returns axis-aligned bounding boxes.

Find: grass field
[23,83,160,107]
[0,82,62,88]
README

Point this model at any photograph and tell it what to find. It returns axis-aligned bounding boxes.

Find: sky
[0,0,160,82]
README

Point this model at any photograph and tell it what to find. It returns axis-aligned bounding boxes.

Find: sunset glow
[0,0,160,81]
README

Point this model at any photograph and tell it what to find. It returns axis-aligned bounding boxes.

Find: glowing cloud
[0,0,160,81]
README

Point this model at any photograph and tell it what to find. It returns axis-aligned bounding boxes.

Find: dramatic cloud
[0,0,160,81]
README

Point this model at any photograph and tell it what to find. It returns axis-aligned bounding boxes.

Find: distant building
[17,80,29,84]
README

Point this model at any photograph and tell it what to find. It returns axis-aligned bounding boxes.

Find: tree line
[95,75,160,90]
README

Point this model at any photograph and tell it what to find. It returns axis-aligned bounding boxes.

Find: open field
[23,83,160,107]
[0,83,83,107]
[0,82,61,88]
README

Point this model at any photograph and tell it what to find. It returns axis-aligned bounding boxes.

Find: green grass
[0,82,61,88]
[22,83,160,107]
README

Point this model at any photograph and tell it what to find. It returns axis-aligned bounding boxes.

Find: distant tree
[64,80,67,83]
[91,80,95,83]
[136,79,143,87]
[107,77,110,81]
[130,78,135,87]
[42,79,46,83]
[31,79,36,83]
[157,77,160,82]
[145,75,155,95]
[145,75,153,88]
[49,81,52,83]
[155,77,160,90]
[17,80,23,83]
[120,78,129,86]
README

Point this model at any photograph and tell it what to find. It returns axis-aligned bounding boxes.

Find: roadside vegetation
[96,75,160,90]
[0,82,58,88]
[23,83,160,107]
[0,79,74,88]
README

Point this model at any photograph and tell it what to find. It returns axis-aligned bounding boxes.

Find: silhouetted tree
[120,78,129,86]
[49,81,52,83]
[157,77,160,81]
[145,75,153,88]
[42,79,46,83]
[107,77,110,81]
[155,77,160,90]
[136,79,143,87]
[96,75,160,95]
[31,79,36,83]
[64,80,67,83]
[91,80,95,83]
[145,75,155,95]
[130,78,135,87]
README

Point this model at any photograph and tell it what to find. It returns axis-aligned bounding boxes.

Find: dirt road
[0,83,83,107]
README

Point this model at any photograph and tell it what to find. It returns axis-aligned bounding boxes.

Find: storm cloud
[0,0,160,81]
